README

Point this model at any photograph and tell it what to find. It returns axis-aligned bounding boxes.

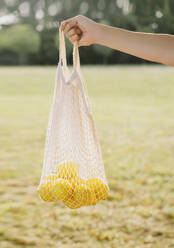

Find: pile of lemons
[37,161,109,209]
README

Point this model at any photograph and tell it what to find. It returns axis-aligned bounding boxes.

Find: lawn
[0,65,174,248]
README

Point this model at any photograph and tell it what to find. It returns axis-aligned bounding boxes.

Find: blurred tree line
[0,0,174,65]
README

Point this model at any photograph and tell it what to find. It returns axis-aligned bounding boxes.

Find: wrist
[93,22,104,45]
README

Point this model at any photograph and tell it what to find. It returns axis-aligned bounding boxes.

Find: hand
[60,15,99,47]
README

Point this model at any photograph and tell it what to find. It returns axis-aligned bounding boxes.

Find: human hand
[61,15,100,47]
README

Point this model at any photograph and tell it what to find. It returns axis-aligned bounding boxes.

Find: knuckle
[69,21,76,28]
[68,23,73,28]
[77,15,83,19]
[70,29,75,35]
[66,23,70,29]
[64,24,70,33]
[61,19,68,27]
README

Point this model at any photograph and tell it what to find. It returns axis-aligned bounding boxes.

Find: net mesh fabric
[37,28,109,209]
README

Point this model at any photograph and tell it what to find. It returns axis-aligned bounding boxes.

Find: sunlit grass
[0,65,174,248]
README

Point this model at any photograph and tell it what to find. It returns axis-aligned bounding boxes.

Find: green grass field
[0,65,174,248]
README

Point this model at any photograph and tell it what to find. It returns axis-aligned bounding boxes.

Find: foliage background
[0,0,174,65]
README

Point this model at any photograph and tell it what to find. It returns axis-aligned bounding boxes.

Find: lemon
[63,196,82,209]
[69,176,85,189]
[42,174,58,182]
[37,177,73,202]
[63,177,86,209]
[37,179,57,202]
[86,178,109,201]
[69,177,100,206]
[85,188,98,206]
[74,183,97,206]
[54,179,73,201]
[37,174,59,202]
[57,161,79,179]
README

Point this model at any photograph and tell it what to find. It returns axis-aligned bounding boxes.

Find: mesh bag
[37,28,109,209]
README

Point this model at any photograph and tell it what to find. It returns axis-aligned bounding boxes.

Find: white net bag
[37,28,109,209]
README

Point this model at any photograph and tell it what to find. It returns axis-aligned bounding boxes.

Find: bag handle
[59,27,80,70]
[59,26,67,68]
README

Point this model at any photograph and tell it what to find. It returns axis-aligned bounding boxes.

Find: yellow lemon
[74,183,97,207]
[42,174,58,182]
[53,179,73,201]
[57,161,79,179]
[85,188,98,206]
[63,177,85,209]
[69,176,85,190]
[86,178,109,201]
[37,177,73,203]
[63,195,82,209]
[37,179,57,202]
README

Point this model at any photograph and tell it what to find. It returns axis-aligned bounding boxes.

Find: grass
[0,65,174,248]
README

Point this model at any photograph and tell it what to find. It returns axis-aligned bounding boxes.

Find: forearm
[95,23,174,66]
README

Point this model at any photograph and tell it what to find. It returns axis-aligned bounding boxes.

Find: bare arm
[96,24,174,66]
[61,15,174,66]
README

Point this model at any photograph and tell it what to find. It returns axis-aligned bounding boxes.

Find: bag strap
[59,27,80,70]
[59,27,67,68]
[73,40,80,69]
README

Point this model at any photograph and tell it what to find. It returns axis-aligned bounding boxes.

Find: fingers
[61,19,77,32]
[60,18,82,44]
[65,27,82,43]
[67,28,75,37]
[69,34,80,44]
[60,19,70,31]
